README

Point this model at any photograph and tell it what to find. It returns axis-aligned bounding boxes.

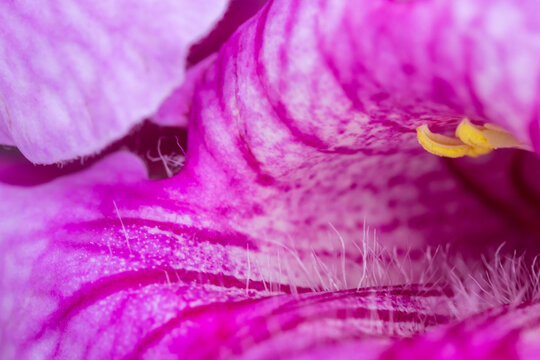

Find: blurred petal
[382,301,540,360]
[186,0,268,67]
[152,55,217,128]
[0,0,228,163]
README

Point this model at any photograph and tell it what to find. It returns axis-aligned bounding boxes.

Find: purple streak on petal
[65,218,260,250]
[36,266,311,340]
[0,0,228,164]
[0,149,459,359]
[382,301,540,360]
[184,0,540,255]
[134,286,453,359]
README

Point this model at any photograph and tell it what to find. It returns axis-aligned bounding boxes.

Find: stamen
[455,118,493,149]
[417,118,530,158]
[416,124,490,158]
[456,118,529,150]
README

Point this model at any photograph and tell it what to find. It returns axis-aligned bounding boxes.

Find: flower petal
[0,0,228,164]
[185,0,540,255]
[152,56,217,128]
[2,0,540,358]
[152,0,268,128]
[0,152,451,358]
[383,301,540,360]
[0,152,258,358]
[136,287,452,359]
[0,150,536,358]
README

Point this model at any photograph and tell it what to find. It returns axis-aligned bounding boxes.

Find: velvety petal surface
[382,301,540,360]
[2,0,540,359]
[0,152,454,359]
[0,0,228,163]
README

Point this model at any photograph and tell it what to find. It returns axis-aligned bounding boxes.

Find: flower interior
[1,0,540,359]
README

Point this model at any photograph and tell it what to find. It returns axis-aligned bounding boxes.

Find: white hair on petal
[252,221,540,322]
[446,243,540,318]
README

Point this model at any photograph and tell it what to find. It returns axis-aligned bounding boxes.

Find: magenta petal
[0,152,450,358]
[0,0,228,164]
[139,287,452,359]
[0,153,256,358]
[320,0,540,148]
[184,0,540,254]
[383,301,540,360]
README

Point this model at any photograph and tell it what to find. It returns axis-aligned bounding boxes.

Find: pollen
[417,118,529,158]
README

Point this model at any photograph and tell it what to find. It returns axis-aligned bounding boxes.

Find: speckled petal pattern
[185,0,540,254]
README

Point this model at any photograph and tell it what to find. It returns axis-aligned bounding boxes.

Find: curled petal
[0,0,228,163]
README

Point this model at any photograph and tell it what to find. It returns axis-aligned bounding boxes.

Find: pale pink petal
[0,0,228,164]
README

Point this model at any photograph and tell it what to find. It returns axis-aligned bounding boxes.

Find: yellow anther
[455,118,493,149]
[417,118,530,158]
[456,118,530,150]
[416,124,486,158]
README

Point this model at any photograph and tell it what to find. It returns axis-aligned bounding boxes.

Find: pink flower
[1,0,540,359]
